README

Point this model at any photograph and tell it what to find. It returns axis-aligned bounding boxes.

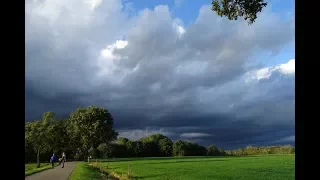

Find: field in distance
[72,155,294,180]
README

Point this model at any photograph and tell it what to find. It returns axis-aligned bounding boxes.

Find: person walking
[61,152,66,168]
[50,153,56,169]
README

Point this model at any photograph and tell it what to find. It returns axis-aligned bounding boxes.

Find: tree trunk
[36,149,40,168]
[83,148,87,162]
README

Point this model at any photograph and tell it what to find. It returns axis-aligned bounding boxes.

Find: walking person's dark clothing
[50,154,56,169]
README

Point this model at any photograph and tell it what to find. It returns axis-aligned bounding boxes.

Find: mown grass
[94,155,295,180]
[25,163,58,176]
[69,155,294,180]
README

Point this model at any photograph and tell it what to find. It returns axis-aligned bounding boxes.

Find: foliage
[207,144,219,156]
[97,143,109,158]
[47,118,70,153]
[172,140,185,156]
[118,137,129,145]
[95,135,294,158]
[173,140,207,156]
[25,112,56,167]
[133,140,144,157]
[140,134,167,144]
[69,106,118,149]
[109,143,128,158]
[25,106,118,163]
[88,147,99,158]
[68,106,118,161]
[211,0,268,24]
[159,138,173,156]
[125,140,135,157]
[225,145,295,156]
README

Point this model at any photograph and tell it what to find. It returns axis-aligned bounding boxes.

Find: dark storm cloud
[25,81,88,120]
[25,0,295,149]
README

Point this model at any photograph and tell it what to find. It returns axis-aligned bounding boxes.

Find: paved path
[25,162,76,180]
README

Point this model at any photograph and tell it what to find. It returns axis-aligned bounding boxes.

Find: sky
[25,0,295,149]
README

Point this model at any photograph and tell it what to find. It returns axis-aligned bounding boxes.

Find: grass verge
[68,162,106,180]
[25,163,59,176]
[69,162,124,180]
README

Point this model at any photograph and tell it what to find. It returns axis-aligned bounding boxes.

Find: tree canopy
[68,106,118,149]
[211,0,268,24]
[25,112,57,167]
[25,106,119,165]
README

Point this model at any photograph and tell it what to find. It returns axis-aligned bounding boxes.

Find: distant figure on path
[50,153,56,169]
[61,152,66,168]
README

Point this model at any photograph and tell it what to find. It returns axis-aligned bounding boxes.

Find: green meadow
[69,155,294,180]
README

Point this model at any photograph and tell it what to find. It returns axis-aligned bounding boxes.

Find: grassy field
[25,163,58,176]
[73,155,294,180]
[69,162,103,180]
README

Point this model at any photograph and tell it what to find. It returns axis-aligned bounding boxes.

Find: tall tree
[173,140,186,156]
[45,118,71,155]
[211,0,268,24]
[25,112,56,168]
[97,143,108,158]
[159,138,173,156]
[133,141,143,157]
[126,140,135,157]
[68,106,118,161]
[140,134,170,157]
[207,144,219,156]
[218,148,226,156]
[88,147,99,158]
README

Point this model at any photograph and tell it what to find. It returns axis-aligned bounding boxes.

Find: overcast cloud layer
[25,0,295,149]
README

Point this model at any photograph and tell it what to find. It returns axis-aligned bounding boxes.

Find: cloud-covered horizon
[25,0,295,149]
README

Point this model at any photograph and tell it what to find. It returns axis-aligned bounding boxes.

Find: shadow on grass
[133,174,167,179]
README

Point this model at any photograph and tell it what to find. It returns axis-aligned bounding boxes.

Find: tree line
[89,137,294,159]
[91,135,227,159]
[25,106,294,167]
[225,145,295,156]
